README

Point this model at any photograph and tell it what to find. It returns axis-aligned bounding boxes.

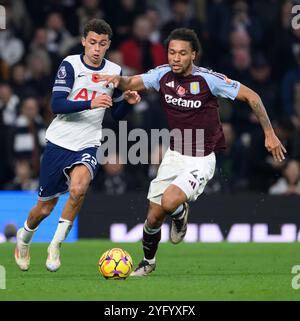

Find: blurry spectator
[252,0,280,34]
[0,83,20,188]
[222,28,252,82]
[237,52,279,133]
[5,0,33,42]
[119,15,167,74]
[205,0,231,69]
[30,28,50,53]
[24,0,77,30]
[131,90,168,131]
[271,0,300,80]
[13,98,46,176]
[248,53,278,121]
[46,12,76,58]
[269,159,300,195]
[105,0,147,48]
[0,82,18,187]
[145,6,162,44]
[224,29,252,136]
[230,0,263,47]
[0,117,13,187]
[229,29,251,50]
[230,27,251,51]
[29,27,60,79]
[206,123,249,193]
[0,82,19,126]
[9,64,35,99]
[147,0,173,25]
[0,29,24,68]
[4,223,17,242]
[281,50,300,129]
[247,118,295,192]
[93,153,136,194]
[4,159,38,191]
[26,51,53,102]
[231,47,251,80]
[106,50,135,76]
[161,0,204,45]
[76,0,105,35]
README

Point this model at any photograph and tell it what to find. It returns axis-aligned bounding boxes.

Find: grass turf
[0,241,299,301]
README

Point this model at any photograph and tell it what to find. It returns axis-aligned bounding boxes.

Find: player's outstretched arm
[51,91,113,114]
[99,75,146,91]
[236,84,287,162]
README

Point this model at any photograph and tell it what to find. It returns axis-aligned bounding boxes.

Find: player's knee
[39,203,55,217]
[146,215,163,229]
[161,194,179,214]
[69,184,87,201]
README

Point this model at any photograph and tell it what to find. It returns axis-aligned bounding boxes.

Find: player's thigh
[69,164,92,193]
[162,184,187,211]
[147,149,183,205]
[146,201,167,228]
[169,152,216,203]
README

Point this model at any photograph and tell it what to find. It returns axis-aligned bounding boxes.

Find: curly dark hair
[83,19,113,39]
[165,28,201,54]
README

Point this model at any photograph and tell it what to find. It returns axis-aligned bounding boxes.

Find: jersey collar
[80,54,106,71]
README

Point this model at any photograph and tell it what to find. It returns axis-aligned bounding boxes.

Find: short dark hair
[165,28,201,54]
[83,19,113,39]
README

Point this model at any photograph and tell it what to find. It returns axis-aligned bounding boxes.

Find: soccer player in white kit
[14,19,140,272]
[99,28,286,276]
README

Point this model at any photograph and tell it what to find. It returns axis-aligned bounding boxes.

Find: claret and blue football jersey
[141,65,241,156]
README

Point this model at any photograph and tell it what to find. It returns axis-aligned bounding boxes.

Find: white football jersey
[46,54,123,151]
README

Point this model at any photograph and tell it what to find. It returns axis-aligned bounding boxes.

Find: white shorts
[147,148,216,205]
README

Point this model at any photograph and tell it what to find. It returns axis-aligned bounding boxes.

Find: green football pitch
[0,241,300,301]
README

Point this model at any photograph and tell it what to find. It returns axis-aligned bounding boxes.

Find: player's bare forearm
[101,74,146,91]
[236,83,287,162]
[249,96,273,134]
[236,84,272,134]
[118,75,145,91]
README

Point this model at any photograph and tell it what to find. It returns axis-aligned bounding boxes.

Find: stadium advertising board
[79,193,300,242]
[0,192,78,243]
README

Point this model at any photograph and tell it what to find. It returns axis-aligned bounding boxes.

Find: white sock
[51,218,73,245]
[19,221,38,244]
[170,204,184,219]
[144,257,156,265]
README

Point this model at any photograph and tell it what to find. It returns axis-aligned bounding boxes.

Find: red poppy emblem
[92,73,101,83]
[176,85,186,97]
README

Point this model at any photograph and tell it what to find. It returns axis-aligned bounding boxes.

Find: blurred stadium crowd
[0,0,300,195]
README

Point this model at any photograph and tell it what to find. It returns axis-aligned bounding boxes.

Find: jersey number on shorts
[81,153,97,167]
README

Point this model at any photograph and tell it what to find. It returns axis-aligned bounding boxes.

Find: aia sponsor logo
[74,88,98,100]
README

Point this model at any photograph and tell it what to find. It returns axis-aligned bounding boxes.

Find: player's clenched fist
[91,93,113,109]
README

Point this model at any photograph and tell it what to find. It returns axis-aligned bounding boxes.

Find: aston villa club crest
[176,85,186,97]
[190,82,200,95]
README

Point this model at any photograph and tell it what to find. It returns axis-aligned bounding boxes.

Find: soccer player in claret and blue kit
[99,28,287,276]
[14,19,141,272]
